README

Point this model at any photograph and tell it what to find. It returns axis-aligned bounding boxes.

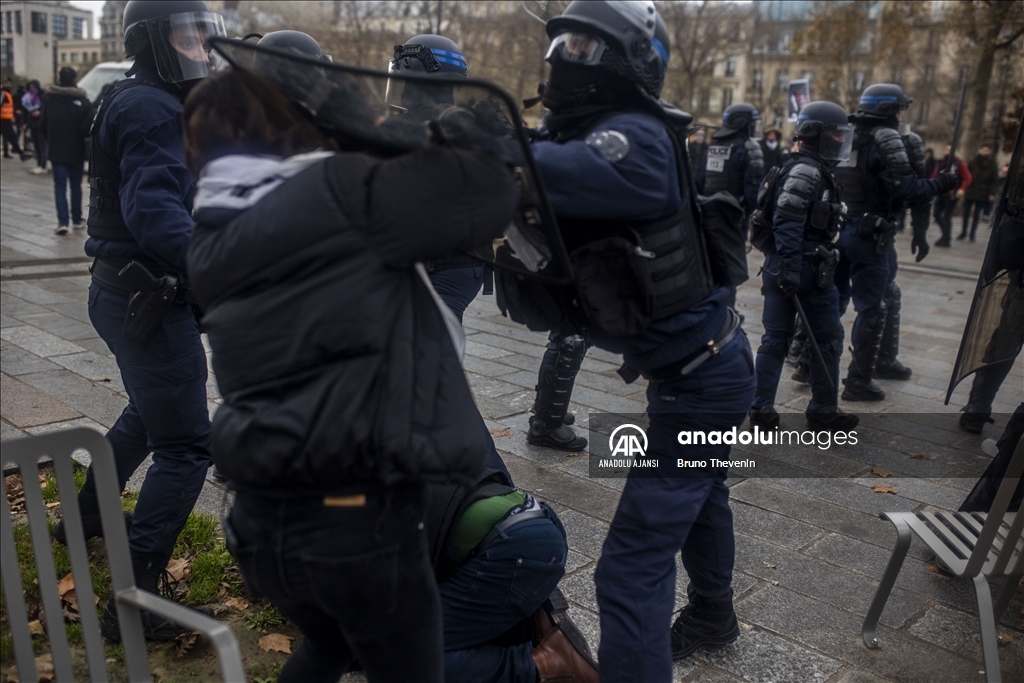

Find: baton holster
[119,261,178,343]
[813,247,840,289]
[856,213,894,255]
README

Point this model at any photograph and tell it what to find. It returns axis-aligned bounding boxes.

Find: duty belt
[89,258,133,297]
[643,308,743,383]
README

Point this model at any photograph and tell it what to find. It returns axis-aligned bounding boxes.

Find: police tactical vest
[704,136,745,198]
[833,126,895,219]
[86,79,151,242]
[750,154,843,254]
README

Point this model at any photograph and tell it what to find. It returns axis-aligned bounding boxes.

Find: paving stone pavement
[3,155,1023,682]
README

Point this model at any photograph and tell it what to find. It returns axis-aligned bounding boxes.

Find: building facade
[0,1,94,84]
[100,0,127,62]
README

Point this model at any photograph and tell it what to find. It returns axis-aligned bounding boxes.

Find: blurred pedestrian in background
[931,144,971,247]
[960,143,998,242]
[21,80,46,174]
[1,79,24,159]
[41,67,91,235]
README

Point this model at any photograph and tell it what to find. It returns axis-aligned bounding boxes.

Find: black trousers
[933,195,958,244]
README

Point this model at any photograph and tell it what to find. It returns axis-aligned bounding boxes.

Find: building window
[722,88,733,111]
[776,69,789,92]
[73,17,85,39]
[31,12,46,34]
[1,38,12,72]
[60,52,67,63]
[752,68,763,91]
[91,51,97,62]
[698,88,710,113]
[52,14,67,37]
[71,52,79,63]
[854,71,866,92]
[772,106,784,129]
[779,31,792,53]
[916,101,930,126]
[3,12,10,34]
[15,11,22,35]
[725,56,737,78]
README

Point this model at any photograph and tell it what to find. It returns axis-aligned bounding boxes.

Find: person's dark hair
[925,147,934,157]
[59,67,77,87]
[183,67,331,176]
[27,80,40,90]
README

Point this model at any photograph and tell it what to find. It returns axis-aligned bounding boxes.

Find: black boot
[841,377,885,401]
[748,405,780,430]
[843,303,886,401]
[806,406,859,430]
[670,589,740,660]
[101,555,213,642]
[876,282,912,380]
[959,410,994,434]
[791,361,811,385]
[529,333,588,452]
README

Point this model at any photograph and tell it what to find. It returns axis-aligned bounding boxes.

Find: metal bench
[1,428,245,682]
[862,436,1023,683]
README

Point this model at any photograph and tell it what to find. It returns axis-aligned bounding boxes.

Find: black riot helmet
[386,35,467,115]
[794,101,852,162]
[714,103,762,141]
[123,0,225,83]
[544,0,670,100]
[257,31,329,62]
[856,83,911,120]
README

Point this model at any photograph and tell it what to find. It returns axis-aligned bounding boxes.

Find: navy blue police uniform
[697,133,764,211]
[833,123,945,398]
[750,149,847,418]
[80,60,211,579]
[532,109,756,681]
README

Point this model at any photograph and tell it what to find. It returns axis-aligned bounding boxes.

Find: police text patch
[706,145,732,173]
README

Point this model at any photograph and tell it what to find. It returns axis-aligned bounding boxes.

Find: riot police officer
[902,126,931,263]
[506,2,756,679]
[387,34,486,323]
[833,83,958,400]
[747,101,859,430]
[52,0,225,642]
[257,29,329,60]
[697,102,765,213]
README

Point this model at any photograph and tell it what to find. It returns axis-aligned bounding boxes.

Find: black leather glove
[779,266,801,298]
[911,228,930,263]
[936,165,959,193]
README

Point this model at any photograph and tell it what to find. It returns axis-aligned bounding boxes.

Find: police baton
[791,294,835,392]
[946,70,969,170]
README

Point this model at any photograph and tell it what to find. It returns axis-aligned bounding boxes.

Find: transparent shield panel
[210,37,571,283]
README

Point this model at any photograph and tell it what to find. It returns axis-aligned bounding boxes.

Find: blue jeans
[81,283,211,564]
[961,199,992,239]
[595,333,756,683]
[430,266,484,323]
[441,505,568,683]
[52,161,84,226]
[228,484,443,683]
[754,254,842,411]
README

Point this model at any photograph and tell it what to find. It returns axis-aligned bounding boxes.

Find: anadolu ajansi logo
[609,424,648,458]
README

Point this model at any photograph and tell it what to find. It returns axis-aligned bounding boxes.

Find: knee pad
[883,281,901,314]
[757,330,790,361]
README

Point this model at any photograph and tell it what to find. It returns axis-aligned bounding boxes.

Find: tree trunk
[964,38,997,156]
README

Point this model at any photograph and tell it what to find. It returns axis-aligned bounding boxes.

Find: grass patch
[41,472,60,504]
[186,546,231,605]
[174,513,219,557]
[243,603,286,634]
[120,489,139,513]
[65,622,83,645]
[0,631,12,665]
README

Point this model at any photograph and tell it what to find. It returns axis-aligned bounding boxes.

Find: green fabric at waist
[449,489,527,562]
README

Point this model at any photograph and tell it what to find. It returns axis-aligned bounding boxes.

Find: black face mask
[542,62,605,113]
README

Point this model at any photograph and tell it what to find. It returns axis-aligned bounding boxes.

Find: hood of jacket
[46,85,88,99]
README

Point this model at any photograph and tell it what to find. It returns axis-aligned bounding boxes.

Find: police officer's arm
[363,148,520,268]
[695,145,707,192]
[872,127,943,205]
[111,101,195,274]
[773,163,820,273]
[531,115,680,221]
[743,139,766,208]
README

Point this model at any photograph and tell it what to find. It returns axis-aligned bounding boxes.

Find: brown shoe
[532,623,598,683]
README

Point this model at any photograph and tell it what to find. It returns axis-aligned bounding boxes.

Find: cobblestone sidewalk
[2,156,1022,682]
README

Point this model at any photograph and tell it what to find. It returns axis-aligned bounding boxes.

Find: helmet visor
[750,118,763,141]
[818,123,853,161]
[147,12,226,83]
[545,32,609,66]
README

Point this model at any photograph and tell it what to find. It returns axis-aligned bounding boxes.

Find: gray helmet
[122,0,225,83]
[714,103,762,140]
[794,101,852,162]
[545,0,670,99]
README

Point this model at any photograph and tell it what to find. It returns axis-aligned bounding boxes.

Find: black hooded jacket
[187,148,519,492]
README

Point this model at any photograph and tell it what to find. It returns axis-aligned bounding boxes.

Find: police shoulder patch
[586,129,631,163]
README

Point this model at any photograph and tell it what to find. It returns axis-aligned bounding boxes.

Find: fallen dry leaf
[151,667,166,681]
[57,574,75,598]
[871,483,899,494]
[224,597,249,612]
[44,501,60,508]
[771,580,780,586]
[928,564,944,574]
[871,468,893,478]
[489,428,514,437]
[174,631,199,658]
[28,620,45,636]
[909,452,929,460]
[259,633,293,654]
[996,632,1013,645]
[741,623,753,630]
[761,561,777,569]
[165,557,189,583]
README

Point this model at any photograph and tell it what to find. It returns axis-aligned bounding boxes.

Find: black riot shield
[945,114,1024,404]
[209,37,571,283]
